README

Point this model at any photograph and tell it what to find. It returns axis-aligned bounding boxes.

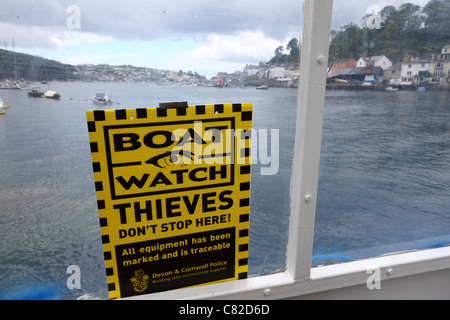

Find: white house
[266,67,286,79]
[357,55,393,70]
[442,45,450,54]
[243,64,261,77]
[288,69,300,79]
[401,55,432,84]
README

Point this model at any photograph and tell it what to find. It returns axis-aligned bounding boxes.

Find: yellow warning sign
[86,103,252,299]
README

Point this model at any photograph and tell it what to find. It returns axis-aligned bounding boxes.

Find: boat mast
[13,39,17,80]
[45,66,50,90]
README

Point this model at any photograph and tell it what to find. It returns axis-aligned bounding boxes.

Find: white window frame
[127,0,450,300]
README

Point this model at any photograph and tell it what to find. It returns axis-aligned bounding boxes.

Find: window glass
[0,1,300,299]
[314,0,450,266]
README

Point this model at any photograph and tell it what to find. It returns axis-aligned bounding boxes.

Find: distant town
[72,60,302,89]
[73,43,450,91]
[73,64,210,86]
[214,43,450,91]
[326,44,450,91]
[1,44,449,91]
[72,47,450,91]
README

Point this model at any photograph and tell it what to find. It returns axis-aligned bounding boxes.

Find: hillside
[0,48,76,81]
[328,0,450,62]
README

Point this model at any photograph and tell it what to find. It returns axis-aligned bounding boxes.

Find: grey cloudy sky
[1,0,301,45]
[0,0,431,77]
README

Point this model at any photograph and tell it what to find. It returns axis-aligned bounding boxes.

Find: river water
[0,82,448,299]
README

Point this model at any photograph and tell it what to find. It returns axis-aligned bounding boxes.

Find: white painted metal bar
[286,0,333,281]
[128,246,450,300]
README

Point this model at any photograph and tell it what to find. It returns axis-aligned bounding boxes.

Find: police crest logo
[87,104,252,299]
[130,269,150,293]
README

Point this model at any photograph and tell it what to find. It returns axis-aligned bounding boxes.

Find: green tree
[286,38,300,63]
[275,46,284,63]
[422,0,450,50]
[384,3,425,58]
[329,23,364,60]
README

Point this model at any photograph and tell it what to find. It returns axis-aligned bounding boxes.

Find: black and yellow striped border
[86,103,252,299]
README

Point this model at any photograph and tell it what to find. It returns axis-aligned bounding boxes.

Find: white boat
[0,98,5,114]
[0,98,9,109]
[92,93,113,105]
[0,80,19,89]
[0,79,29,90]
[386,86,399,91]
[44,90,61,99]
[256,85,269,90]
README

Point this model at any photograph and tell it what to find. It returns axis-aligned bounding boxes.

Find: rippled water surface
[0,83,448,299]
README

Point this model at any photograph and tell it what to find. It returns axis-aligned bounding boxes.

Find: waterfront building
[357,55,392,70]
[330,58,357,75]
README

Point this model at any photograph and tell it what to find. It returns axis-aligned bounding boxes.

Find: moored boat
[386,86,399,91]
[0,79,19,89]
[92,93,113,105]
[0,99,5,114]
[44,90,61,99]
[27,87,44,97]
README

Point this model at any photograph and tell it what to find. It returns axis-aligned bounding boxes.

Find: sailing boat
[1,40,29,90]
[0,79,19,89]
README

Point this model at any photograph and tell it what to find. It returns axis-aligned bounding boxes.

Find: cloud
[1,0,434,49]
[0,0,66,28]
[0,0,302,46]
[189,31,283,63]
[152,30,300,78]
[48,31,115,48]
[59,53,141,66]
[0,22,115,50]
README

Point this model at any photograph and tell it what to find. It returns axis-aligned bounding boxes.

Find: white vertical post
[286,0,333,281]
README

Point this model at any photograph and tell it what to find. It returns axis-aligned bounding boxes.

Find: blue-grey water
[315,90,450,265]
[0,83,448,299]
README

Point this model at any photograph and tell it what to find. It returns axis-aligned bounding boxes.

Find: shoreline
[2,79,450,91]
